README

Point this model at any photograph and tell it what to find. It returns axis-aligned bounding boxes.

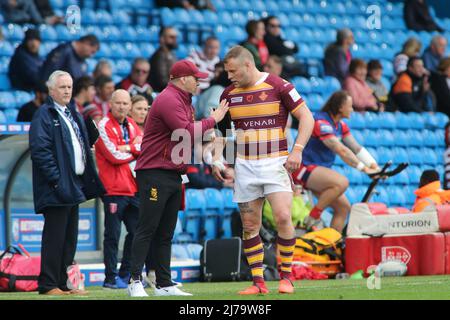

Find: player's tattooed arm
[323,136,361,168]
[342,134,362,154]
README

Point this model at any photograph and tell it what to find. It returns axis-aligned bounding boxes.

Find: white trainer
[154,285,192,296]
[127,280,148,297]
[145,270,183,289]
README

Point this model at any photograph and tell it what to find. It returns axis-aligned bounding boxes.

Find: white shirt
[54,102,85,175]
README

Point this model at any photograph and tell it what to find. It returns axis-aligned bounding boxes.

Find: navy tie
[64,108,87,164]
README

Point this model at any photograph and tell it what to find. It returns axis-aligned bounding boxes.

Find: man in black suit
[29,70,104,296]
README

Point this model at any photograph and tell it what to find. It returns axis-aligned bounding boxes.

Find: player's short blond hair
[224,46,255,66]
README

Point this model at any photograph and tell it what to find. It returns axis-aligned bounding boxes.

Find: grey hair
[431,35,447,46]
[46,70,72,89]
[336,28,353,45]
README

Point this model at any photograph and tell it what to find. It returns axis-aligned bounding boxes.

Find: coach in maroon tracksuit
[127,60,229,297]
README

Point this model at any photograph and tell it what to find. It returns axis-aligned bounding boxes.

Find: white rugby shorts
[233,156,293,203]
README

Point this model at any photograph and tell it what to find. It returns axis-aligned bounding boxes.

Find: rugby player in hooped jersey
[213,46,315,295]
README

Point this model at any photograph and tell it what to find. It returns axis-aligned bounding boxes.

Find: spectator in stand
[72,76,95,115]
[324,28,354,84]
[148,27,178,92]
[264,55,284,78]
[95,89,143,290]
[186,141,234,189]
[263,16,307,78]
[34,0,64,25]
[40,34,100,83]
[422,35,448,73]
[129,95,149,132]
[187,36,220,92]
[412,170,450,213]
[430,58,450,117]
[394,38,422,76]
[8,28,43,92]
[155,0,215,11]
[16,83,47,122]
[366,60,389,105]
[196,62,230,119]
[404,0,444,32]
[390,57,435,112]
[241,20,269,71]
[72,76,100,147]
[116,58,154,105]
[83,75,114,122]
[1,0,44,24]
[93,60,113,81]
[343,59,380,112]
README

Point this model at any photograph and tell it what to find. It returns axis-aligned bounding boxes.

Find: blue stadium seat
[407,147,423,165]
[4,108,18,122]
[344,166,363,185]
[140,43,156,58]
[306,94,324,112]
[230,12,247,26]
[108,43,126,59]
[309,43,324,59]
[364,112,380,129]
[184,189,205,242]
[407,129,424,147]
[0,92,15,109]
[405,166,419,185]
[378,129,395,147]
[436,129,445,148]
[323,76,341,94]
[352,185,367,202]
[378,112,396,129]
[421,148,438,165]
[362,129,379,147]
[393,147,409,164]
[392,130,409,147]
[0,109,6,123]
[13,91,31,107]
[422,129,438,148]
[202,188,224,241]
[115,59,131,76]
[171,244,190,260]
[376,147,394,165]
[220,188,237,239]
[395,112,411,130]
[367,147,379,164]
[217,12,232,26]
[351,129,365,145]
[407,112,425,130]
[112,10,131,25]
[345,188,358,204]
[293,77,311,94]
[387,186,407,207]
[95,42,111,59]
[348,112,365,129]
[185,243,203,260]
[0,41,14,57]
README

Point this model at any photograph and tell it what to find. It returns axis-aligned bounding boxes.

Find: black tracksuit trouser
[130,169,182,288]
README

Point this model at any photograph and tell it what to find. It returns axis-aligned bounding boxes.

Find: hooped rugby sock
[277,236,296,279]
[243,235,265,285]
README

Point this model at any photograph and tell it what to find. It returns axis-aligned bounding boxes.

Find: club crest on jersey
[259,91,268,101]
[150,188,158,201]
[109,203,118,214]
[230,97,243,103]
[246,95,254,103]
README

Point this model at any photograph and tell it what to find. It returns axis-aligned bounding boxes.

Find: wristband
[294,143,305,151]
[213,160,226,171]
[356,147,376,167]
[356,162,365,172]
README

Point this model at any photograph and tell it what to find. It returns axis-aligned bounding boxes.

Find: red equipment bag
[0,244,40,292]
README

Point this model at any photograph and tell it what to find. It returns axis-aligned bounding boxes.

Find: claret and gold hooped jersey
[218,73,306,160]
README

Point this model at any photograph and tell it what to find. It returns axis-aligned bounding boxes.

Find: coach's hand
[285,149,302,173]
[212,165,226,182]
[210,99,229,123]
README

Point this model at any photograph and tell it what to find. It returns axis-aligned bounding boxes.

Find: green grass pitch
[0,276,449,300]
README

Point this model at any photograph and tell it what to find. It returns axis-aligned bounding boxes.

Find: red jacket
[95,113,142,196]
[135,82,216,173]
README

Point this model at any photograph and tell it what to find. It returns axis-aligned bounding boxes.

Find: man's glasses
[269,24,281,28]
